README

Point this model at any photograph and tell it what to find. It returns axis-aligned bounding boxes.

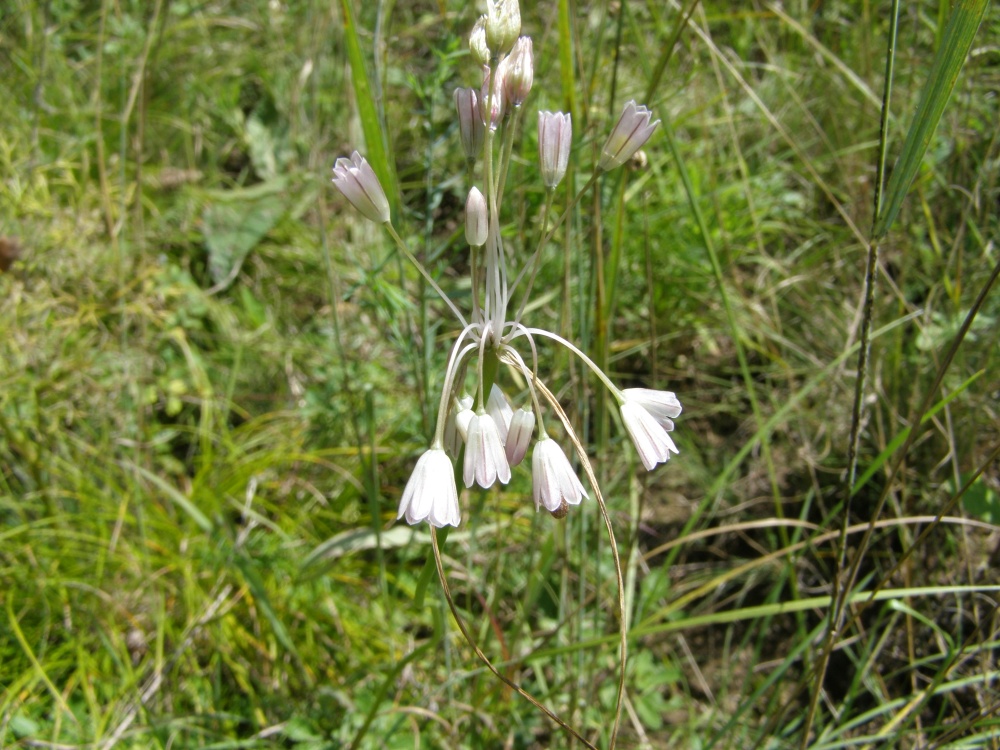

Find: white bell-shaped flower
[463,412,511,488]
[532,437,587,513]
[620,388,682,431]
[397,448,460,527]
[620,398,678,471]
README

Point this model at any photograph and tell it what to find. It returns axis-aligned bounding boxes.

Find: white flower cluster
[332,0,677,528]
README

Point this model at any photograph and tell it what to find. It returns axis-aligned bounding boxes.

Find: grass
[2,0,999,747]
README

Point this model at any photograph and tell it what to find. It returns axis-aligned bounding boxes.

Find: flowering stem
[499,344,547,437]
[495,105,522,206]
[507,173,598,332]
[514,327,623,403]
[432,331,479,446]
[385,223,468,328]
[507,189,553,330]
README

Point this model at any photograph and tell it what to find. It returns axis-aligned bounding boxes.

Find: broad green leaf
[873,0,989,239]
[202,179,288,287]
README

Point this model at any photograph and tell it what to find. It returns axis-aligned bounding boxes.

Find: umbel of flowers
[332,0,679,527]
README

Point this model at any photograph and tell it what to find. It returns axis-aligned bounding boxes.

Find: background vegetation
[1,0,998,747]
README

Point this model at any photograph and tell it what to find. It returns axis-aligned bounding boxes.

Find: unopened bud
[505,408,535,467]
[503,37,533,107]
[538,111,572,188]
[465,187,488,246]
[470,16,490,66]
[599,100,660,172]
[331,151,390,223]
[454,87,484,161]
[486,0,520,56]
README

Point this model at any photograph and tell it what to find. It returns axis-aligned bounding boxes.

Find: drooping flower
[621,388,681,431]
[331,151,391,223]
[397,448,461,527]
[505,407,535,466]
[598,100,660,172]
[532,437,587,512]
[487,383,514,443]
[464,412,511,488]
[620,398,678,471]
[538,111,572,189]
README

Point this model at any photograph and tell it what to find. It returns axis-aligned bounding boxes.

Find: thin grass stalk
[660,114,782,558]
[430,528,599,750]
[643,0,700,104]
[526,373,627,750]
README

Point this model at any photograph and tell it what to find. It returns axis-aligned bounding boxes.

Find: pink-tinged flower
[598,100,660,172]
[503,36,533,107]
[538,111,572,188]
[331,151,391,223]
[620,399,678,471]
[397,448,460,527]
[480,64,506,131]
[505,407,535,466]
[466,187,488,246]
[532,437,587,512]
[621,388,681,431]
[487,383,513,443]
[464,412,511,488]
[454,87,485,161]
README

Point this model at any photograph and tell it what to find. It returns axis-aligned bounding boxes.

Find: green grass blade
[873,0,989,239]
[339,0,398,217]
[131,464,213,533]
[851,370,983,496]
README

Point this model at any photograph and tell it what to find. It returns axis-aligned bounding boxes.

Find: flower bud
[480,64,505,131]
[331,151,390,223]
[486,0,520,56]
[454,87,484,161]
[503,37,533,107]
[505,407,535,466]
[599,100,660,172]
[465,187,488,246]
[470,16,490,66]
[444,394,474,457]
[538,111,572,188]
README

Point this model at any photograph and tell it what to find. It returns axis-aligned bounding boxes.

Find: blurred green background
[1,0,998,747]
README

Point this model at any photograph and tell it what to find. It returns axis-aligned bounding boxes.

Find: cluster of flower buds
[332,0,676,528]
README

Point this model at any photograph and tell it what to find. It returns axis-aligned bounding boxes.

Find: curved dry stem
[519,366,627,750]
[430,527,598,750]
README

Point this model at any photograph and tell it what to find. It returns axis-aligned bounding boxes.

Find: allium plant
[331,2,672,745]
